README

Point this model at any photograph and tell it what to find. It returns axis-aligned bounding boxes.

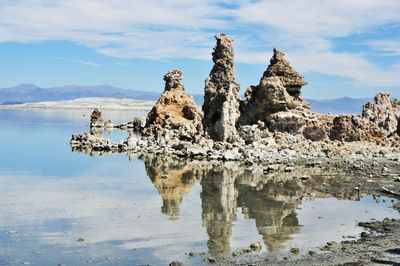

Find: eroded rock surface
[144,70,203,144]
[203,33,240,142]
[362,92,400,136]
[330,115,384,142]
[239,49,311,135]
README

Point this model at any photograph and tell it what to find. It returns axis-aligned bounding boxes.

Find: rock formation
[302,114,334,141]
[90,108,105,128]
[330,115,384,142]
[264,48,307,97]
[362,92,400,136]
[71,33,400,162]
[239,49,311,134]
[203,33,241,142]
[144,70,203,144]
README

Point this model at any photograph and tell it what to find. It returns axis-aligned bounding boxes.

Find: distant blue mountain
[308,97,370,114]
[0,84,370,114]
[0,84,162,103]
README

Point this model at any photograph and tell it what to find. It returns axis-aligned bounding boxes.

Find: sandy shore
[0,97,155,111]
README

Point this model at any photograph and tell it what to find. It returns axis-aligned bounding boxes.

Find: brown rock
[203,33,240,142]
[362,92,400,136]
[330,115,385,142]
[267,110,308,134]
[265,48,307,97]
[90,108,105,128]
[239,49,310,127]
[145,70,203,143]
[303,114,335,141]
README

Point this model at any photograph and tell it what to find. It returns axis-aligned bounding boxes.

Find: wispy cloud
[368,40,400,55]
[0,0,399,88]
[54,56,101,67]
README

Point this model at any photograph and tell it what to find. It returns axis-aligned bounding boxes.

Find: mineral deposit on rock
[330,115,384,142]
[203,33,241,142]
[239,48,311,135]
[362,92,400,136]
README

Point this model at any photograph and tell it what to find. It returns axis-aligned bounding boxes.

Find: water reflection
[141,154,363,256]
[143,154,200,219]
[4,109,398,265]
[201,168,237,256]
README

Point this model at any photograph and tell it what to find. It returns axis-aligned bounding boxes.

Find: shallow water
[0,109,399,266]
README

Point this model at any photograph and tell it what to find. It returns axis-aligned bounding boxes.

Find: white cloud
[0,0,399,88]
[55,57,101,67]
[235,0,400,38]
[368,40,400,55]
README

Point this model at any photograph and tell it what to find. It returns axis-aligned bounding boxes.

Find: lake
[0,109,398,266]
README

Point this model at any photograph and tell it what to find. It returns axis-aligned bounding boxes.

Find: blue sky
[0,0,399,99]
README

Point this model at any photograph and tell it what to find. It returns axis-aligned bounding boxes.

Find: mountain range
[0,84,370,114]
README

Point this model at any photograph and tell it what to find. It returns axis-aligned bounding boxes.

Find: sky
[0,0,399,99]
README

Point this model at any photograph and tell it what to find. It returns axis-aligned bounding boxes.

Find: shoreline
[0,97,155,111]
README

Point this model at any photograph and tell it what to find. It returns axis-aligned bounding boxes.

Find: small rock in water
[77,238,85,242]
[204,257,216,263]
[249,241,262,251]
[290,247,300,254]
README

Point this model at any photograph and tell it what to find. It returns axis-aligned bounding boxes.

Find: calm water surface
[0,109,399,266]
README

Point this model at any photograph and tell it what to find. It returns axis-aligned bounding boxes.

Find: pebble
[290,247,300,254]
[204,257,216,263]
[250,241,262,251]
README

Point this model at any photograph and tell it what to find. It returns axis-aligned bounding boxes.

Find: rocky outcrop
[115,117,146,131]
[330,115,384,142]
[302,114,335,141]
[90,108,105,128]
[71,33,400,162]
[203,34,241,142]
[264,48,307,97]
[144,70,203,144]
[362,92,400,136]
[239,49,311,134]
[70,131,125,152]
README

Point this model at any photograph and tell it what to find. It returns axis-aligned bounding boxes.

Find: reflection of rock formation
[201,167,237,256]
[141,156,360,254]
[143,155,199,219]
[237,179,303,252]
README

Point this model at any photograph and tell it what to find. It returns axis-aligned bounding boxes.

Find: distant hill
[308,97,370,114]
[0,84,371,114]
[0,84,162,103]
